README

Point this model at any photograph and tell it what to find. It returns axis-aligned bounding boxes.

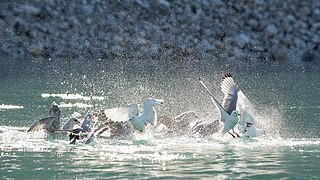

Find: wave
[41,93,105,101]
[59,102,94,108]
[0,104,23,110]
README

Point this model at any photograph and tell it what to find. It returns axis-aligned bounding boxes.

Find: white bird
[199,74,241,137]
[230,76,266,137]
[98,98,164,133]
[68,113,96,144]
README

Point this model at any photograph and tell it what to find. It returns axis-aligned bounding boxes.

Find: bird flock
[27,73,265,144]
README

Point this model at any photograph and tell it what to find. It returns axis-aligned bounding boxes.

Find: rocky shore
[0,0,319,76]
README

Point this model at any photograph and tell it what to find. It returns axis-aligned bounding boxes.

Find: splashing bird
[226,74,266,137]
[68,113,96,144]
[157,111,199,135]
[98,98,164,133]
[199,75,241,137]
[27,102,81,134]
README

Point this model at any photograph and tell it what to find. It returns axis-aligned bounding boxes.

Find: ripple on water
[1,126,320,179]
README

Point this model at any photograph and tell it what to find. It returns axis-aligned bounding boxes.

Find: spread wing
[81,114,93,132]
[98,103,139,122]
[93,122,111,136]
[221,73,238,115]
[191,119,220,136]
[27,116,57,132]
[174,111,198,123]
[237,89,255,129]
[199,79,229,123]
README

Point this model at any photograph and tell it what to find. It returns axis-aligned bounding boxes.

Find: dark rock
[298,6,311,17]
[301,50,319,62]
[135,0,150,9]
[0,0,319,71]
[13,18,27,36]
[270,48,288,62]
[312,8,320,21]
[151,0,171,14]
[21,5,41,16]
[81,5,94,16]
[281,34,294,46]
[265,24,278,36]
[234,33,251,48]
[294,38,306,48]
[0,19,5,34]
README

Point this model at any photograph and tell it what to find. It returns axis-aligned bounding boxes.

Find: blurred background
[0,0,319,78]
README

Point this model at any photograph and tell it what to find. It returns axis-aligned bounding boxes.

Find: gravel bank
[0,0,319,76]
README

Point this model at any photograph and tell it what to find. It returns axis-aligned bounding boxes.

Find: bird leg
[228,132,235,138]
[233,130,240,138]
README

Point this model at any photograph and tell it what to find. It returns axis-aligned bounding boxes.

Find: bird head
[71,117,82,126]
[144,98,164,106]
[49,102,61,117]
[231,110,241,117]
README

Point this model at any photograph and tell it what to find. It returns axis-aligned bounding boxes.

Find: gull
[157,111,199,135]
[92,121,133,139]
[199,74,241,137]
[27,102,81,134]
[68,113,96,144]
[98,98,164,133]
[227,75,266,137]
[27,102,61,133]
[190,118,220,137]
[81,113,94,132]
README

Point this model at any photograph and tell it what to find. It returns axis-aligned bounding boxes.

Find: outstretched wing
[93,122,111,136]
[191,119,220,137]
[199,79,229,123]
[81,114,93,132]
[237,89,255,129]
[27,116,57,132]
[221,73,238,115]
[98,103,139,122]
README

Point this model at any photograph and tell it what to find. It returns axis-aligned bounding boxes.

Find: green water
[0,64,320,179]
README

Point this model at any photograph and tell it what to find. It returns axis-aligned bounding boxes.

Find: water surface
[0,64,319,179]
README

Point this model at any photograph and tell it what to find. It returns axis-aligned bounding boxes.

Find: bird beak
[155,99,164,105]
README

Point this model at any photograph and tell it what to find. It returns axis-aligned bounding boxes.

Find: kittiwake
[199,74,241,137]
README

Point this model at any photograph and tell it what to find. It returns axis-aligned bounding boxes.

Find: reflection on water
[0,125,319,179]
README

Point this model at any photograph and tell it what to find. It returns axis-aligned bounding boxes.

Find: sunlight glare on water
[0,66,320,179]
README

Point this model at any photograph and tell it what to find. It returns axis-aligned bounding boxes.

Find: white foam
[41,93,105,101]
[0,104,23,110]
[59,102,94,108]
